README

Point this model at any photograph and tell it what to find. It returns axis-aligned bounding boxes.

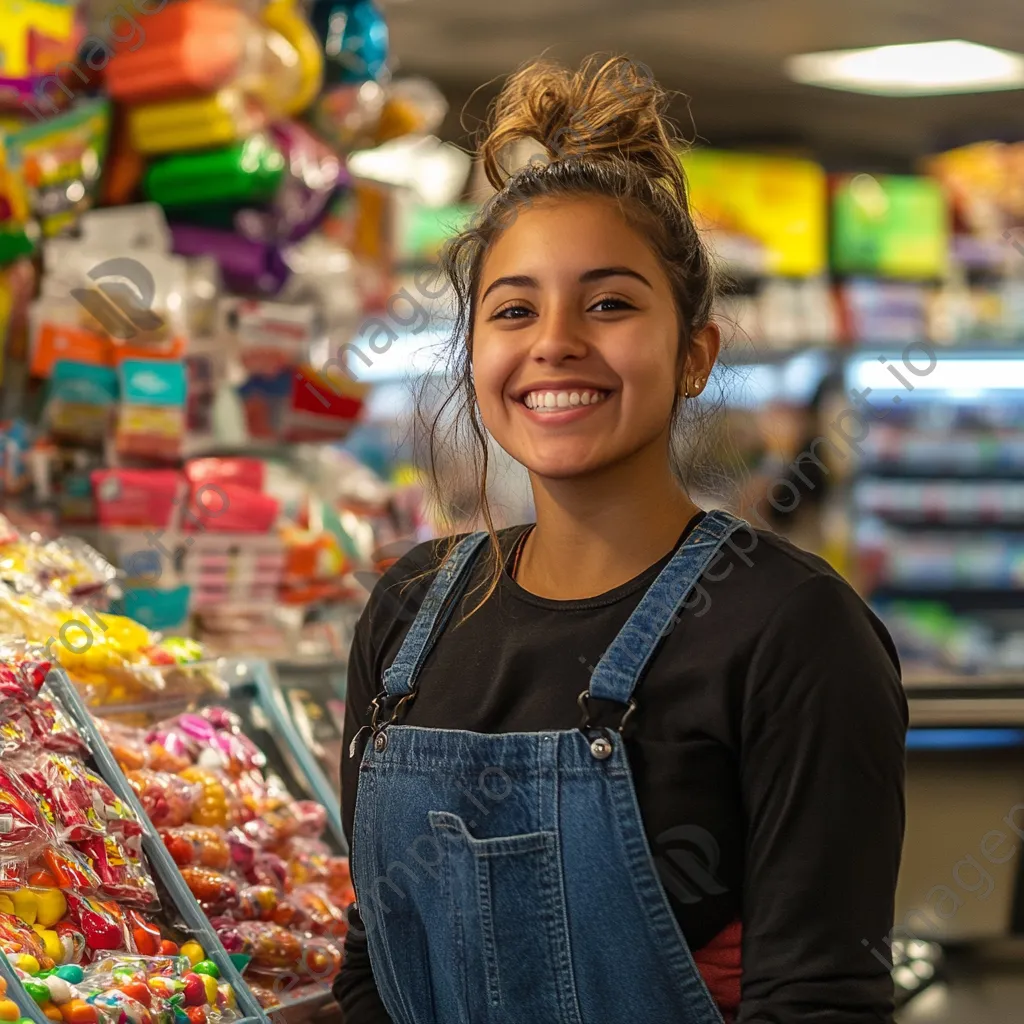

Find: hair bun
[480,55,685,199]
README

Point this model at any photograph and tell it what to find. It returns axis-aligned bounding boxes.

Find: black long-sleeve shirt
[337,516,908,1023]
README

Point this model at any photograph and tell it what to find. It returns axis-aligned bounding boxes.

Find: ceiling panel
[384,0,1024,161]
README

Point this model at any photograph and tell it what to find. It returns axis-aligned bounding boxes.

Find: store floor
[898,955,1024,1023]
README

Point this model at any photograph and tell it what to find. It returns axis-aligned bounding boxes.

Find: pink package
[92,470,185,529]
[183,481,279,534]
[185,458,265,493]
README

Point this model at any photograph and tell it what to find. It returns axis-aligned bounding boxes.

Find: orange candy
[60,1000,98,1024]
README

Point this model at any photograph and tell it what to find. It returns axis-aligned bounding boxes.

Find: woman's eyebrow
[579,266,653,289]
[480,274,538,303]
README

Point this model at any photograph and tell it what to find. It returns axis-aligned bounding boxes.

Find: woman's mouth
[520,388,611,413]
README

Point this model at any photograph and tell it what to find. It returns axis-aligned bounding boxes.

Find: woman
[336,55,908,1024]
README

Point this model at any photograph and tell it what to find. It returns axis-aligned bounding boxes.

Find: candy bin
[10,954,245,1024]
[0,652,261,1024]
[93,703,354,1007]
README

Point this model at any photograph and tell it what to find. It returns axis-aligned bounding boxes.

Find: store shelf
[269,986,338,1024]
[42,670,271,1024]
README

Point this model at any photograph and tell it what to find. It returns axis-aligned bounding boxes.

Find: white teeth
[522,389,606,412]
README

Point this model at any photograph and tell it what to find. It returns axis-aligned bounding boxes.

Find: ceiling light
[785,40,1024,96]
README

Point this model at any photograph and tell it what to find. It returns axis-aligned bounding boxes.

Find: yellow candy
[202,977,218,1005]
[179,941,204,967]
[0,895,13,914]
[34,888,67,928]
[32,926,63,963]
[15,954,40,974]
[0,998,19,1021]
[12,889,38,925]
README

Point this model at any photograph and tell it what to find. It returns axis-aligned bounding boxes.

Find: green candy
[192,961,220,980]
[56,966,84,984]
[23,980,50,1004]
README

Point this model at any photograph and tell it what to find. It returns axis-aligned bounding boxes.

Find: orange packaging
[104,2,252,105]
[30,322,111,378]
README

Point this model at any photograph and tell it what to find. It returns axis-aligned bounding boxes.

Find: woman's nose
[528,304,589,362]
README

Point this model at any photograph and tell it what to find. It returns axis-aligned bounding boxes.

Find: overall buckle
[576,690,637,733]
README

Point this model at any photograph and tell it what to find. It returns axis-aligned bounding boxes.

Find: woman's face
[472,196,716,482]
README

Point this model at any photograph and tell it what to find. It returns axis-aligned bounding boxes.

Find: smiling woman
[338,52,907,1024]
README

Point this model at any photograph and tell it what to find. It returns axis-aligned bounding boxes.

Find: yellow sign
[680,149,828,277]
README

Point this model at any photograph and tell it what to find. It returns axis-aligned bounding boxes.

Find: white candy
[45,977,73,1003]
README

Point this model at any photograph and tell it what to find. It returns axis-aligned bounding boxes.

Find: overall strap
[588,510,748,706]
[381,531,490,698]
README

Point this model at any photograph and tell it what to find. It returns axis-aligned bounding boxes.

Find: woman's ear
[678,322,721,398]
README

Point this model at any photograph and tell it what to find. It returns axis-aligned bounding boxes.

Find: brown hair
[410,54,720,621]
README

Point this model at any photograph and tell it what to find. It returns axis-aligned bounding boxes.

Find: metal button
[374,731,389,753]
[589,736,613,760]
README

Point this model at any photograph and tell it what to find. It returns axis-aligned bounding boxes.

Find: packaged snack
[0,763,52,866]
[170,224,289,296]
[64,893,132,953]
[178,866,238,913]
[126,769,199,828]
[310,0,389,86]
[160,826,231,871]
[6,100,111,237]
[91,469,185,530]
[212,921,300,973]
[144,134,285,208]
[128,89,267,156]
[115,359,188,463]
[289,886,347,938]
[77,834,159,908]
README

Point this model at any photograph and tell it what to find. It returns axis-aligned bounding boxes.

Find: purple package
[171,224,290,295]
[232,121,348,245]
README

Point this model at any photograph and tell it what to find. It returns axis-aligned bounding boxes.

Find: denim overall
[351,510,745,1024]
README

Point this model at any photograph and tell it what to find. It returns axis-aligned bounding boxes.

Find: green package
[144,134,286,208]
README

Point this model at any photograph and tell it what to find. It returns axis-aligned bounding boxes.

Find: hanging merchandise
[310,0,389,86]
[108,0,321,157]
[309,0,389,153]
[144,135,287,209]
[0,0,82,110]
[6,99,111,238]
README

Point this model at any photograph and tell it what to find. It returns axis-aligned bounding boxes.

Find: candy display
[95,707,354,1003]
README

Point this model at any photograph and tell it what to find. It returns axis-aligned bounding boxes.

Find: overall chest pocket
[427,810,583,1024]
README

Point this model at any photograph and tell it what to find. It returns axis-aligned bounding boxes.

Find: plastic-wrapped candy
[0,764,53,866]
[160,826,231,871]
[125,769,199,828]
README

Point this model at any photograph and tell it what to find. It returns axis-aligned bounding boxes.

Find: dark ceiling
[384,0,1024,168]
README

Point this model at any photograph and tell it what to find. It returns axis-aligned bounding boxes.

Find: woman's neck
[516,451,701,601]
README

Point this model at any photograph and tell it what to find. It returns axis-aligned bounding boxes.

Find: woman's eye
[490,304,534,320]
[588,297,636,313]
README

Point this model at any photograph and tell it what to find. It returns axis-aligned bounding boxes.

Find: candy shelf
[42,669,272,1024]
[0,949,49,1024]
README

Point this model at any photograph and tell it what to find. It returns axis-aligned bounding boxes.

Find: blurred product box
[681,149,828,277]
